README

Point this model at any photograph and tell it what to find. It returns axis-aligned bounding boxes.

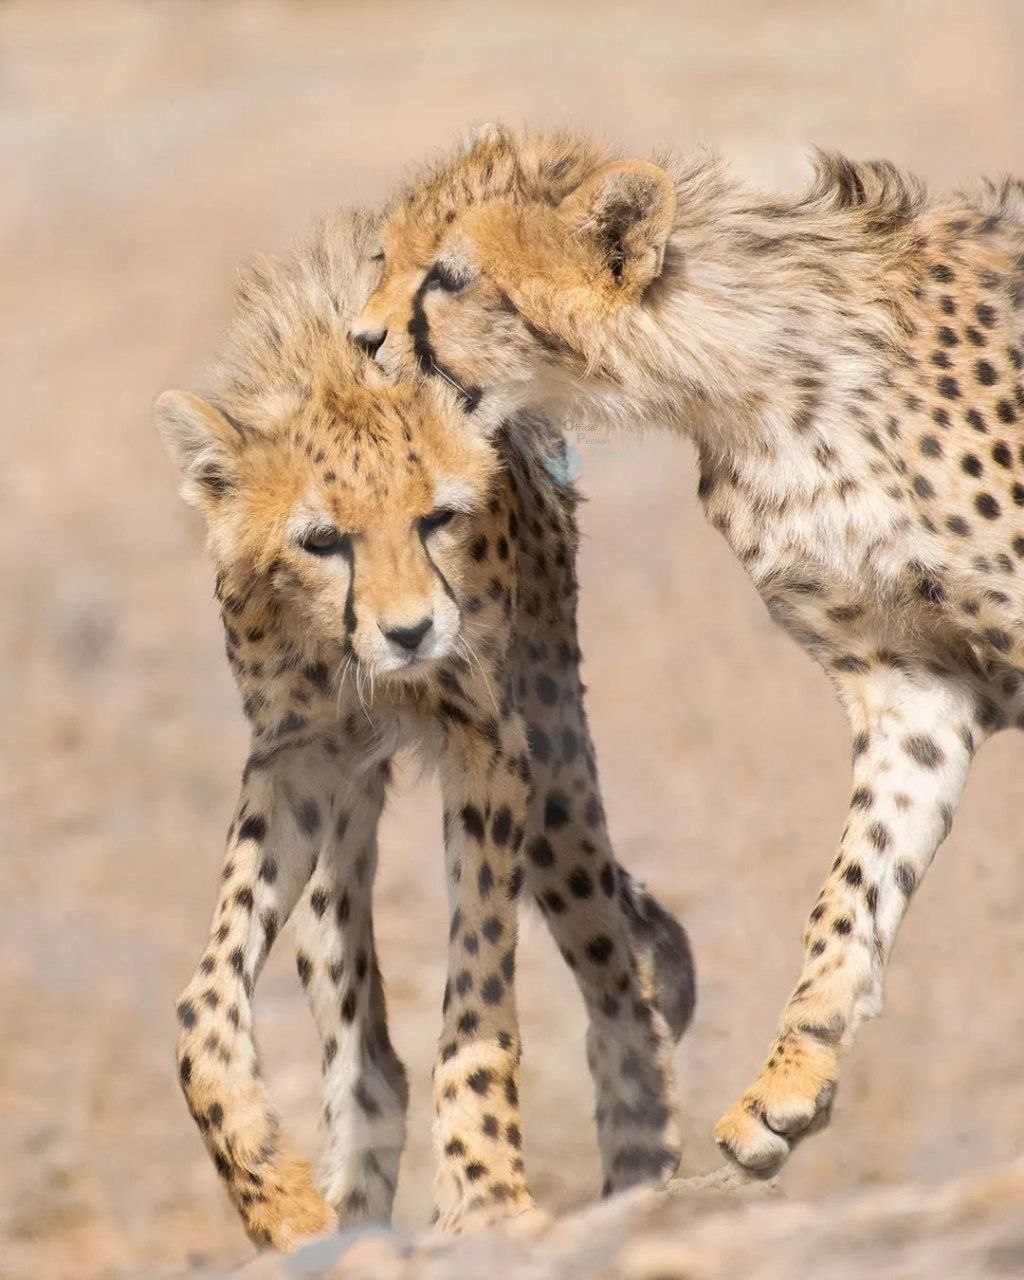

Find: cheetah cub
[154,209,693,1248]
[354,126,1024,1179]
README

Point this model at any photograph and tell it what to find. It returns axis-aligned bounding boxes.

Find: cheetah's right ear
[561,160,676,294]
[153,390,244,508]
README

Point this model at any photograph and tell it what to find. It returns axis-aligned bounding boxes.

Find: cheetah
[153,208,694,1248]
[352,124,1024,1179]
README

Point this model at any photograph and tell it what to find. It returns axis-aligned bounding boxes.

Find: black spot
[238,814,267,844]
[294,798,321,836]
[567,866,594,898]
[904,734,944,768]
[984,628,1013,653]
[535,674,558,706]
[461,804,486,841]
[586,934,614,964]
[976,359,998,385]
[177,999,197,1028]
[491,807,513,846]
[481,975,504,1005]
[527,726,552,763]
[937,375,960,399]
[467,1069,492,1095]
[975,492,1001,519]
[584,794,604,827]
[895,862,917,895]
[544,791,571,829]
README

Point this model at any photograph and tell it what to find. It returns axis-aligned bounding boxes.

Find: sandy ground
[3,2,1024,1277]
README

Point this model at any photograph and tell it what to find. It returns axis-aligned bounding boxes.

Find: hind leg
[289,758,409,1226]
[519,653,690,1195]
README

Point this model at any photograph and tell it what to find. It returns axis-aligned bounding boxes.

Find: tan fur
[354,127,1024,1178]
[155,207,694,1246]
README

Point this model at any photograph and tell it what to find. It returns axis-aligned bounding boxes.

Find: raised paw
[713,1033,837,1177]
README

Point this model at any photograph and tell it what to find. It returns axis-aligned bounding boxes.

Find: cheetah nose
[352,327,387,359]
[382,616,433,653]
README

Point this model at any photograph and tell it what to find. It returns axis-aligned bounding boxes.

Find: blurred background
[4,2,1024,1276]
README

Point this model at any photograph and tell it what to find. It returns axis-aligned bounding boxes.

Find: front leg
[288,757,409,1227]
[433,709,534,1233]
[175,737,338,1249]
[715,661,988,1176]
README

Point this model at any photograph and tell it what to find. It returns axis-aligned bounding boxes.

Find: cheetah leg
[521,681,688,1195]
[174,740,336,1250]
[289,760,409,1227]
[432,711,534,1233]
[715,664,986,1177]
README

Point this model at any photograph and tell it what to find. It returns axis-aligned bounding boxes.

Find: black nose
[383,616,433,652]
[352,328,386,359]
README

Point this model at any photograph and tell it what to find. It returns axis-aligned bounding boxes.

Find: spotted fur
[354,126,1024,1178]
[154,208,693,1247]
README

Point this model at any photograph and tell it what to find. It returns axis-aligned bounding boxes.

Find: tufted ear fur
[464,120,509,152]
[153,389,245,508]
[560,160,676,293]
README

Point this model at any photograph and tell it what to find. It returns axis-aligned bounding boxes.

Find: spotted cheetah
[153,208,693,1247]
[352,125,1024,1179]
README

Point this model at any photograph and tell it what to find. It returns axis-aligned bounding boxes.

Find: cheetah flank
[353,125,1024,1178]
[154,208,694,1246]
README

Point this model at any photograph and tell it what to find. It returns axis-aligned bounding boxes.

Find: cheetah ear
[561,160,676,293]
[153,390,244,508]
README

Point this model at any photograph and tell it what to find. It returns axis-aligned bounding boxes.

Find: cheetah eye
[370,251,385,264]
[299,525,351,557]
[418,507,458,537]
[423,262,469,294]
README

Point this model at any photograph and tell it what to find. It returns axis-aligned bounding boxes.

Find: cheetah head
[352,125,677,431]
[154,370,497,685]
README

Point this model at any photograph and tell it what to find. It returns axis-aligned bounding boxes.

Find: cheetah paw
[714,1078,836,1178]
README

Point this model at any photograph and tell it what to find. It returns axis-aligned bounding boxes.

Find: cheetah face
[154,378,498,685]
[351,160,677,430]
[352,213,562,434]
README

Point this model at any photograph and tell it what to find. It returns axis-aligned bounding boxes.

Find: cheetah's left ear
[560,160,676,293]
[153,390,245,509]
